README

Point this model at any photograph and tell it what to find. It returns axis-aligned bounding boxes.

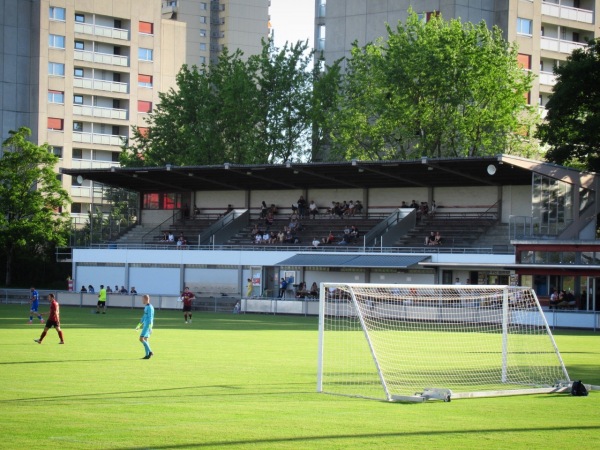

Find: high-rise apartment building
[0,0,269,217]
[314,0,598,116]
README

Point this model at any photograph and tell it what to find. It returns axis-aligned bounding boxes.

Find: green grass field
[1,303,599,449]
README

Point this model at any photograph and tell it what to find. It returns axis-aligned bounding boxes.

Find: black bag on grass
[571,380,588,396]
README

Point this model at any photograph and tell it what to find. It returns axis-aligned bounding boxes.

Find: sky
[269,0,314,49]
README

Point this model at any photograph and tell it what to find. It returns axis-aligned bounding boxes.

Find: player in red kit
[181,287,195,324]
[34,293,65,344]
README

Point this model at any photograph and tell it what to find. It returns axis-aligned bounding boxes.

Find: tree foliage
[121,40,316,166]
[536,39,600,171]
[325,11,538,161]
[0,127,70,285]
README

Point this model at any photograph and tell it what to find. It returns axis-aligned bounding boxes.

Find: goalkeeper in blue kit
[136,294,154,359]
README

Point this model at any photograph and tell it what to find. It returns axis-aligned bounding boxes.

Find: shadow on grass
[115,425,600,449]
[0,383,315,403]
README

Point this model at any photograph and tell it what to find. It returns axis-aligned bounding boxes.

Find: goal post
[317,283,570,402]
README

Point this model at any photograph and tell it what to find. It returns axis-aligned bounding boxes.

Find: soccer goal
[317,283,571,402]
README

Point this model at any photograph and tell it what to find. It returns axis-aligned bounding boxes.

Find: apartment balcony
[540,36,587,54]
[73,76,128,94]
[538,106,549,119]
[74,49,129,67]
[70,185,105,199]
[74,22,129,40]
[70,159,120,170]
[541,2,594,24]
[539,71,557,86]
[72,131,127,146]
[73,104,128,120]
[162,1,178,16]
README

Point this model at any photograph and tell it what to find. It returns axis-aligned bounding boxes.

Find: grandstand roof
[61,155,593,194]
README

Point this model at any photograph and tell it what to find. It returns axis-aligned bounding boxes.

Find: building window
[49,7,66,21]
[75,13,85,23]
[48,90,64,104]
[75,40,84,50]
[199,16,206,24]
[72,148,83,159]
[73,121,83,131]
[49,34,66,49]
[199,29,207,37]
[199,56,206,64]
[47,118,64,130]
[71,203,82,213]
[138,74,153,88]
[517,18,533,36]
[137,127,149,138]
[51,146,63,158]
[138,100,152,113]
[200,2,207,10]
[74,95,84,105]
[517,53,531,70]
[48,62,65,76]
[200,43,207,51]
[138,48,153,61]
[139,21,154,34]
[74,67,84,78]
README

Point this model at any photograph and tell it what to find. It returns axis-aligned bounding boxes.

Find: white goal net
[317,283,570,402]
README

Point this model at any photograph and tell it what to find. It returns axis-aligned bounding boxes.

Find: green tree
[251,40,315,163]
[121,40,316,166]
[0,127,70,285]
[327,11,537,161]
[536,39,600,171]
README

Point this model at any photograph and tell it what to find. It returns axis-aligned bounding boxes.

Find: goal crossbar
[317,283,570,402]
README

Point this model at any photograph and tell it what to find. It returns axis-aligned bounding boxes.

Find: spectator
[106,285,113,293]
[312,237,320,249]
[269,231,277,244]
[224,204,234,216]
[297,195,307,218]
[354,200,364,216]
[254,233,263,245]
[309,200,319,219]
[250,223,260,239]
[410,199,419,209]
[345,200,355,216]
[80,285,88,293]
[338,230,351,245]
[88,285,95,294]
[120,286,128,294]
[114,285,119,293]
[549,289,560,309]
[130,287,137,294]
[277,228,285,243]
[350,225,360,242]
[309,282,319,298]
[262,231,271,244]
[168,232,175,243]
[425,231,436,245]
[260,201,268,218]
[433,231,442,245]
[401,201,408,208]
[430,200,437,216]
[269,204,278,215]
[279,277,288,298]
[161,231,169,241]
[322,231,335,244]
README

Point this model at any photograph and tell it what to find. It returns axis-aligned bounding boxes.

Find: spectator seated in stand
[119,285,128,294]
[168,232,175,243]
[345,200,355,216]
[269,204,278,215]
[433,231,442,245]
[309,282,319,298]
[312,237,320,249]
[80,285,88,293]
[130,287,137,294]
[254,233,263,245]
[161,231,169,241]
[338,230,351,245]
[277,228,286,243]
[354,200,363,215]
[250,223,260,240]
[549,289,560,309]
[264,212,275,230]
[322,231,335,244]
[349,225,360,242]
[425,231,436,245]
[88,285,95,293]
[262,231,271,244]
[106,285,113,293]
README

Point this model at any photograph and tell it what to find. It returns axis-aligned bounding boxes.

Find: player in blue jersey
[29,286,44,325]
[136,294,154,359]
